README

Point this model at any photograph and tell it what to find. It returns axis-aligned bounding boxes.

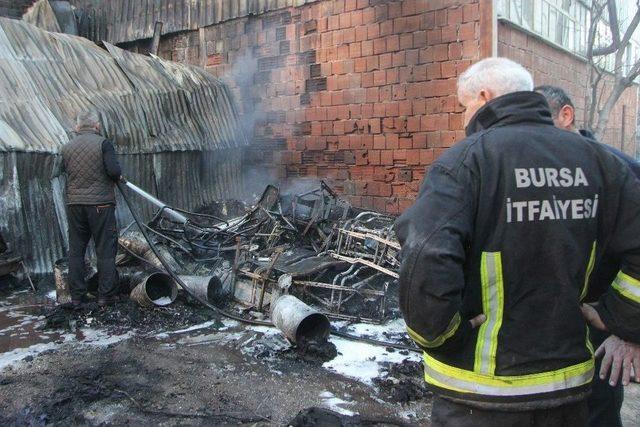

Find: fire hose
[117,180,420,353]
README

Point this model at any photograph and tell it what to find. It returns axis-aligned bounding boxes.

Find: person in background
[535,84,640,427]
[395,57,640,426]
[53,111,122,308]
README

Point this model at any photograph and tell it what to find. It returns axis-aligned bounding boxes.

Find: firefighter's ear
[557,104,575,130]
[478,89,493,103]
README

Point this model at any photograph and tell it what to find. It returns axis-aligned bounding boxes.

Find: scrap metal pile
[114,181,400,325]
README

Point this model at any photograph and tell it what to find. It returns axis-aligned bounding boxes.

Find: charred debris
[55,180,403,348]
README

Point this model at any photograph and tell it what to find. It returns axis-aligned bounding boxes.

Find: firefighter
[53,111,122,308]
[395,58,640,426]
[535,84,640,427]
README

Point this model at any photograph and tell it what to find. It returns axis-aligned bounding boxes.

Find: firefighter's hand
[581,303,607,331]
[469,314,486,329]
[119,175,127,184]
[596,335,640,386]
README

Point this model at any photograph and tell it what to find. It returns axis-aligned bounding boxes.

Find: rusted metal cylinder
[143,246,182,274]
[130,272,178,308]
[270,295,330,344]
[53,258,97,303]
[178,275,225,303]
[118,235,150,256]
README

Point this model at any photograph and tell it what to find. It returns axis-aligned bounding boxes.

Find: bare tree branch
[592,0,621,56]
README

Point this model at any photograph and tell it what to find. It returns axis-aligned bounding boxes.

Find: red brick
[385,102,399,117]
[373,102,385,117]
[369,149,381,165]
[374,134,386,149]
[448,6,463,24]
[380,53,392,69]
[367,24,380,40]
[449,42,463,59]
[373,70,386,86]
[463,3,480,23]
[354,57,367,72]
[349,42,362,58]
[392,84,406,100]
[427,29,441,45]
[413,30,427,48]
[413,133,427,148]
[355,26,368,42]
[351,10,363,26]
[380,20,394,36]
[406,48,419,65]
[362,39,374,56]
[407,149,421,165]
[366,55,379,71]
[393,148,406,160]
[381,150,394,165]
[421,113,449,131]
[345,0,357,12]
[370,118,382,134]
[386,35,400,52]
[398,100,412,116]
[366,87,379,103]
[386,134,399,149]
[441,24,457,43]
[407,116,421,132]
[400,33,413,50]
[373,37,386,54]
[441,60,457,78]
[462,40,478,59]
[420,148,434,164]
[392,51,406,67]
[459,22,476,41]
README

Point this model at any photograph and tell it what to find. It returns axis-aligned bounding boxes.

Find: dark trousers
[431,397,588,427]
[587,326,623,427]
[67,204,118,300]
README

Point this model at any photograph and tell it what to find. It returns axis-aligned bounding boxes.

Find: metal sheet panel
[0,18,247,273]
[68,0,319,45]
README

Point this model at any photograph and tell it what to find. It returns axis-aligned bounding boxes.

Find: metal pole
[150,21,163,56]
[124,181,188,224]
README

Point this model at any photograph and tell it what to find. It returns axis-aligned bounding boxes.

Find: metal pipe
[178,275,225,303]
[130,271,178,307]
[124,181,188,224]
[270,295,330,344]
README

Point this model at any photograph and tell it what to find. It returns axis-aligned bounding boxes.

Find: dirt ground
[0,280,430,426]
[1,279,639,426]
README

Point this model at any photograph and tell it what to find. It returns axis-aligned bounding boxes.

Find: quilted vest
[61,130,115,205]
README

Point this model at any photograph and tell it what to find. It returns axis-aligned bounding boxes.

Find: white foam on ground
[324,336,420,385]
[0,334,75,370]
[45,290,57,301]
[318,391,356,416]
[79,329,133,347]
[164,320,218,335]
[153,296,173,305]
[343,318,407,342]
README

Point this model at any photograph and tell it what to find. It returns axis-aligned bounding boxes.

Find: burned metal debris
[112,180,400,330]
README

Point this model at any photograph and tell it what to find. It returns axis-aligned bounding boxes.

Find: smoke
[220,50,263,138]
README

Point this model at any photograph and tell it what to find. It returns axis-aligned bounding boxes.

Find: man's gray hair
[458,57,534,100]
[76,111,100,129]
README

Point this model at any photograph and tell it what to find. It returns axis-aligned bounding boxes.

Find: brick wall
[148,0,484,214]
[499,21,638,156]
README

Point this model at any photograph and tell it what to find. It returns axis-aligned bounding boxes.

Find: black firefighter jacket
[394,91,640,410]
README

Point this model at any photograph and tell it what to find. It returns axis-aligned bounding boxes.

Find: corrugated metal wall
[69,0,319,44]
[0,18,248,273]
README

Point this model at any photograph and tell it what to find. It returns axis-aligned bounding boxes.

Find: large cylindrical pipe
[54,258,97,303]
[143,246,182,274]
[270,295,330,344]
[124,182,188,224]
[178,275,226,303]
[130,271,178,307]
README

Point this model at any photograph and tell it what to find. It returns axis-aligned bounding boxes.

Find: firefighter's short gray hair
[457,57,534,101]
[75,111,100,129]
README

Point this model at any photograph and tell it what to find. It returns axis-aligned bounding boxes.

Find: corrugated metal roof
[68,0,319,45]
[0,17,248,273]
[0,17,248,154]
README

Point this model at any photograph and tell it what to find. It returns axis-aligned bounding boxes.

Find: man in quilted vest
[56,111,122,307]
